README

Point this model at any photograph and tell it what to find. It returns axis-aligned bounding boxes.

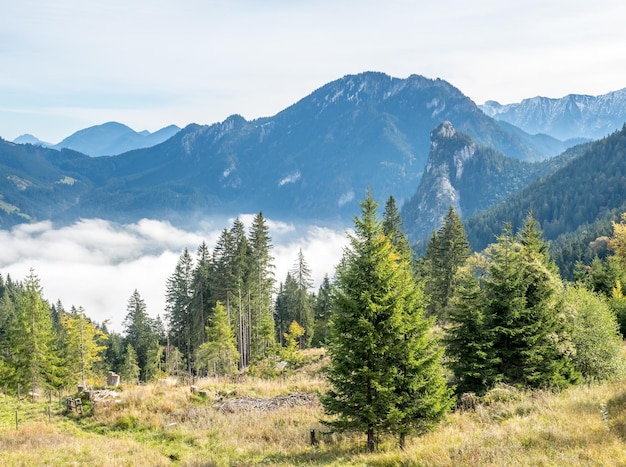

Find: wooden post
[310,429,318,446]
[15,410,18,430]
[47,405,51,421]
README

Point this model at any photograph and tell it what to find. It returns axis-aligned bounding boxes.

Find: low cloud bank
[0,217,349,332]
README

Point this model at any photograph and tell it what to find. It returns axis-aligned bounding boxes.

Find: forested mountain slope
[400,122,588,244]
[463,126,626,276]
[0,72,555,228]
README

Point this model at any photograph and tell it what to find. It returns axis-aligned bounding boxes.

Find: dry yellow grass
[2,373,626,466]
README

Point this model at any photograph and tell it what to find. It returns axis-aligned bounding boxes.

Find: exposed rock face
[401,121,475,242]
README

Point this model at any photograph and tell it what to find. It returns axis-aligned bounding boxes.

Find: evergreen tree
[424,207,470,321]
[190,242,212,351]
[382,195,412,260]
[247,212,276,359]
[322,192,453,451]
[120,344,140,384]
[165,249,194,372]
[290,249,314,348]
[274,275,299,345]
[231,218,251,368]
[446,218,580,394]
[196,301,240,376]
[123,290,159,382]
[8,270,61,393]
[60,306,108,386]
[445,254,501,395]
[211,228,236,320]
[312,275,332,347]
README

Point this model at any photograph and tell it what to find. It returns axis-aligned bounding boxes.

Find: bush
[562,285,626,381]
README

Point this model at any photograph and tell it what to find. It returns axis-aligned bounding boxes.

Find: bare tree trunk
[367,427,375,452]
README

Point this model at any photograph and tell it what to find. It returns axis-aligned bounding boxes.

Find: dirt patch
[214,392,318,412]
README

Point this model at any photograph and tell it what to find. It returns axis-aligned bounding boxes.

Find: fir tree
[322,192,453,451]
[425,206,470,321]
[290,249,314,348]
[196,301,240,376]
[165,249,194,373]
[312,275,332,347]
[61,306,107,386]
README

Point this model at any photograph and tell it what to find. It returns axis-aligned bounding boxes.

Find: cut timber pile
[214,392,318,412]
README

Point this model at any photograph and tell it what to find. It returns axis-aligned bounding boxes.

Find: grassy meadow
[2,351,626,466]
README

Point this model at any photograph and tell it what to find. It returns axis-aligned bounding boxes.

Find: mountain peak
[432,121,456,139]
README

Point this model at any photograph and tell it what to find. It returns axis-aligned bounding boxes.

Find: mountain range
[2,71,626,268]
[480,88,626,141]
[13,122,181,157]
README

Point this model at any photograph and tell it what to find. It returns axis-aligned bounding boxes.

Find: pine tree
[61,306,108,386]
[312,275,332,347]
[247,212,276,360]
[425,206,470,321]
[120,344,140,384]
[446,218,580,393]
[322,192,453,451]
[196,301,239,376]
[290,249,314,348]
[123,290,159,382]
[445,254,501,395]
[165,249,194,372]
[9,270,61,394]
[382,195,412,260]
[190,242,212,350]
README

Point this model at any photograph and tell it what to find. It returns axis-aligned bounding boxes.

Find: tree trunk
[399,432,406,450]
[367,427,375,452]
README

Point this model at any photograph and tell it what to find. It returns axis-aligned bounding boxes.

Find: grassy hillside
[2,353,626,466]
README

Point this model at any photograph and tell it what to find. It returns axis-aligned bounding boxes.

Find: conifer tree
[290,249,314,348]
[312,275,332,347]
[247,212,276,359]
[165,249,194,372]
[322,192,453,451]
[446,217,580,394]
[445,254,501,394]
[123,290,159,382]
[9,270,61,393]
[61,306,108,386]
[120,344,140,384]
[382,195,412,260]
[196,301,239,376]
[425,206,470,321]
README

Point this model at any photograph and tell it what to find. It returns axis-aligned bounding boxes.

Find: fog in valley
[0,216,349,332]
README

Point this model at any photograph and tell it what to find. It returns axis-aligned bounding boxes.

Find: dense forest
[1,193,626,448]
[464,125,626,278]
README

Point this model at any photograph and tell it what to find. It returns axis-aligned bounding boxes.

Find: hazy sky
[2,0,625,143]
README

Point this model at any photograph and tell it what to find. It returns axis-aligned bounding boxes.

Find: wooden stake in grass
[15,410,18,430]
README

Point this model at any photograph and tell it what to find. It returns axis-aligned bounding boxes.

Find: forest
[1,192,626,454]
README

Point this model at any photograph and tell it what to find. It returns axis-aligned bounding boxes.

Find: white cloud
[278,171,301,186]
[338,191,355,207]
[0,217,349,333]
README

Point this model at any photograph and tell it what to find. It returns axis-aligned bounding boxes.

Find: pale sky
[1,0,626,143]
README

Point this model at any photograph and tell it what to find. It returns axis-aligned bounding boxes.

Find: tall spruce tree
[312,275,332,347]
[196,301,240,376]
[123,290,160,382]
[425,207,470,321]
[8,270,61,394]
[165,249,194,372]
[247,212,276,360]
[446,217,580,394]
[60,306,107,386]
[322,192,453,451]
[290,249,314,348]
[382,195,412,260]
